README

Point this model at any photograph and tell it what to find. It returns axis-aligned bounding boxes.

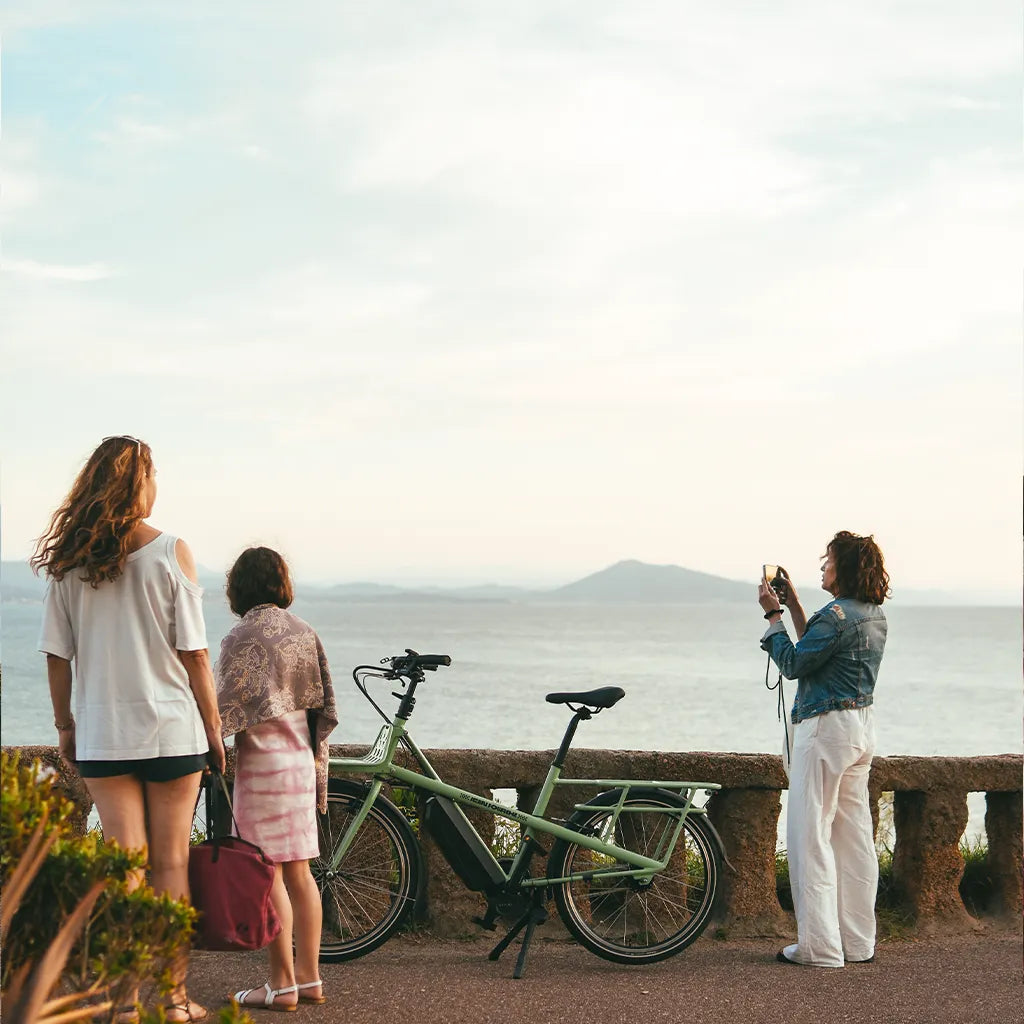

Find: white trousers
[785,707,878,967]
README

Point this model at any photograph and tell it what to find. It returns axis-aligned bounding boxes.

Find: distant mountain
[326,582,411,597]
[197,566,225,589]
[1,558,1016,606]
[887,586,1019,607]
[1,559,45,602]
[421,583,532,601]
[310,581,530,603]
[0,559,225,601]
[543,559,751,602]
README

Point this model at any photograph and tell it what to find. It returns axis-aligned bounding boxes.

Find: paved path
[186,931,1022,1024]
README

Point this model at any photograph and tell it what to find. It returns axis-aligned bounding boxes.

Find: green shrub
[389,786,420,832]
[1,752,195,1006]
[490,816,522,860]
[774,849,792,911]
[0,750,76,878]
[958,834,993,915]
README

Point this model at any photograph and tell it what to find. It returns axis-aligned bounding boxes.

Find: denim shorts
[76,752,208,782]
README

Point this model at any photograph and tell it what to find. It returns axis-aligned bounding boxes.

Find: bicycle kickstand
[487,891,548,979]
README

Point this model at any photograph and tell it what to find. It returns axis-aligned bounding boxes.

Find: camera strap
[765,655,790,767]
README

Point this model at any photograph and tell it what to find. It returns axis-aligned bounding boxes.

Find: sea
[2,595,1020,842]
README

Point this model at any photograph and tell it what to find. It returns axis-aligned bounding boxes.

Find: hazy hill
[544,559,750,602]
[1,558,1015,606]
[1,560,45,601]
[312,582,529,602]
[0,560,225,601]
[419,583,532,601]
[326,582,411,598]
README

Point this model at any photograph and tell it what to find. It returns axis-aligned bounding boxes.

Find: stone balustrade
[6,745,1021,939]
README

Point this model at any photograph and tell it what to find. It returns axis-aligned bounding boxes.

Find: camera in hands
[762,564,789,602]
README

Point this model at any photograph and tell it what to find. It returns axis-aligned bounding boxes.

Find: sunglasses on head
[102,435,143,456]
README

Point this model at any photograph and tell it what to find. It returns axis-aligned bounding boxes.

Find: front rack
[330,723,395,771]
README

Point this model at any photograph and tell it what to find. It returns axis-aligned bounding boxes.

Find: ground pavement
[185,931,1022,1024]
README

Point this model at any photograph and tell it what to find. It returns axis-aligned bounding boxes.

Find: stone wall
[6,745,1021,939]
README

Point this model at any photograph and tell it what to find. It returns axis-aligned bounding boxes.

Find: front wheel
[548,788,720,964]
[313,780,422,962]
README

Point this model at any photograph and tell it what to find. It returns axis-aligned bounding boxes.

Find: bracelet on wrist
[54,719,75,732]
[764,609,783,620]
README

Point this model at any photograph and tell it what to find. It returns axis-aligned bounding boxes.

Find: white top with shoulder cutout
[38,533,209,761]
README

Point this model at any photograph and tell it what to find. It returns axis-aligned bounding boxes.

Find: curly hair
[828,530,891,605]
[226,547,294,617]
[32,436,153,587]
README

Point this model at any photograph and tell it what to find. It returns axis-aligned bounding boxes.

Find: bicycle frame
[326,718,721,887]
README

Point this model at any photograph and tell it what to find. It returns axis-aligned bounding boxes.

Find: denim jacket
[760,598,887,724]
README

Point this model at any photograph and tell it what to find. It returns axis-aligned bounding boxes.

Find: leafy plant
[1,811,111,1024]
[490,816,522,860]
[389,786,420,832]
[774,848,793,911]
[874,791,896,857]
[958,833,993,916]
[0,752,202,1019]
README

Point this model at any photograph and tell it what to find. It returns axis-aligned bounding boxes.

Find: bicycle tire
[548,787,720,965]
[314,779,422,962]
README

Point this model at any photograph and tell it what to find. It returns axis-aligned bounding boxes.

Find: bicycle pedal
[472,915,497,932]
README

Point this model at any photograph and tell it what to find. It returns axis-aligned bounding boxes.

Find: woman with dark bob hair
[757,531,890,969]
[35,435,225,1023]
[215,547,338,1011]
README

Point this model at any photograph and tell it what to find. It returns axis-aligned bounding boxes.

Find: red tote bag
[188,772,282,952]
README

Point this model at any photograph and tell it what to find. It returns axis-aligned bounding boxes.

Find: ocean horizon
[3,594,1019,842]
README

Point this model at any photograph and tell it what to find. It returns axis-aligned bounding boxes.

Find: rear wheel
[548,788,720,964]
[313,780,422,962]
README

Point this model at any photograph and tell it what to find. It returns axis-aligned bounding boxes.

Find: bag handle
[194,768,247,842]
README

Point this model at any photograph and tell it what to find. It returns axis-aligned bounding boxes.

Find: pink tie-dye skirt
[232,708,318,863]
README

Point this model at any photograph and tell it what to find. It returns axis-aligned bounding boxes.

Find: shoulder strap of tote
[193,768,246,841]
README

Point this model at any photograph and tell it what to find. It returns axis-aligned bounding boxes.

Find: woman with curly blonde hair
[34,435,225,1023]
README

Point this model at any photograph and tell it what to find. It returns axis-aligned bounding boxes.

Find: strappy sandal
[296,981,326,1005]
[231,983,298,1013]
[164,1000,210,1023]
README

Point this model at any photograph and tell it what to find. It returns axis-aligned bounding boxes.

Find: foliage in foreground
[0,751,222,1022]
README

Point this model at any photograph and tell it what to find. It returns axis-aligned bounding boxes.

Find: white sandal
[232,983,298,1012]
[296,981,326,1005]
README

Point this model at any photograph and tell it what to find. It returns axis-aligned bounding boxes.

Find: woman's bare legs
[236,860,321,1006]
[283,860,323,999]
[144,772,207,1021]
[144,772,202,898]
[82,775,148,886]
[82,776,148,1017]
[235,865,299,1008]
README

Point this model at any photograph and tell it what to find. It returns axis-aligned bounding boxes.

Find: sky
[1,2,1020,597]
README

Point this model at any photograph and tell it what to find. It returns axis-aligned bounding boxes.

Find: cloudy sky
[1,2,1020,596]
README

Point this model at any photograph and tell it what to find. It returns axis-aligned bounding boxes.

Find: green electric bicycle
[313,650,727,978]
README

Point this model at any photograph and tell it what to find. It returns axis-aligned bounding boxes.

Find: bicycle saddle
[545,686,625,709]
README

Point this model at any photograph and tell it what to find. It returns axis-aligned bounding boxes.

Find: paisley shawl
[215,604,339,812]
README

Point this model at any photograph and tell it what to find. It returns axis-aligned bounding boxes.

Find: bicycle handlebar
[388,649,452,675]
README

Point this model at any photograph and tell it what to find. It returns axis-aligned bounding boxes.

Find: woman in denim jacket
[758,531,890,968]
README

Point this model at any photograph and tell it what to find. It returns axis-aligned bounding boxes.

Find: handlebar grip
[416,654,452,668]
